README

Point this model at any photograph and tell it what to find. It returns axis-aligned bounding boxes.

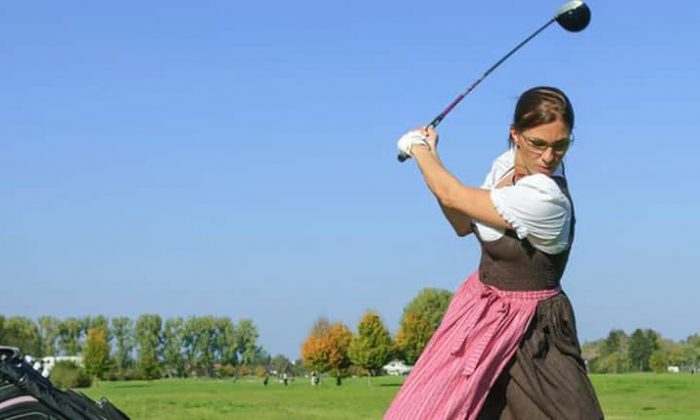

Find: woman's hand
[396,126,440,159]
[420,126,439,156]
[397,129,430,158]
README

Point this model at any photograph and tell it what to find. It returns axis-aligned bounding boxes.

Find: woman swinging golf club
[385,87,604,419]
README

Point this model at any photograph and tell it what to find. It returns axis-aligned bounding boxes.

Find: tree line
[4,288,698,384]
[582,329,700,373]
[300,288,700,382]
[0,314,269,380]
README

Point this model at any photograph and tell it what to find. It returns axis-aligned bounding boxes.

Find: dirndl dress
[385,177,603,419]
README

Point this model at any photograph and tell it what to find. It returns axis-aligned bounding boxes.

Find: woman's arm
[438,201,474,236]
[411,145,511,231]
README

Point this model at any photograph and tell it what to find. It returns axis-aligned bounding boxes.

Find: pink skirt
[384,271,560,420]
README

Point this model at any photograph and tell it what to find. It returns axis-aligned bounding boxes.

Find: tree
[326,323,353,385]
[111,317,135,371]
[84,328,110,380]
[135,314,162,379]
[396,288,452,364]
[396,312,433,365]
[162,317,185,378]
[88,315,112,342]
[215,317,237,366]
[301,317,332,375]
[270,354,292,374]
[589,329,632,373]
[628,328,659,371]
[37,316,61,356]
[293,359,307,377]
[3,317,41,355]
[58,317,83,356]
[649,349,668,373]
[600,329,628,358]
[193,316,217,376]
[591,352,625,374]
[182,317,200,376]
[235,319,262,366]
[652,338,684,368]
[348,311,393,385]
[682,334,700,368]
[581,338,604,363]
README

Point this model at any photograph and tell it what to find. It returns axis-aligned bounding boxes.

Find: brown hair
[509,86,574,147]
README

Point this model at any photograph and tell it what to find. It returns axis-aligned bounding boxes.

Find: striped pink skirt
[384,271,560,420]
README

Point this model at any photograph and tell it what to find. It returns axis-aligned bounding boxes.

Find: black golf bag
[0,346,130,419]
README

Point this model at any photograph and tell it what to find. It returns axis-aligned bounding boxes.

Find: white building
[383,360,413,376]
[39,356,84,377]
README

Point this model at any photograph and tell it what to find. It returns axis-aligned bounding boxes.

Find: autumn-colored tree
[84,328,110,380]
[301,318,353,385]
[395,312,433,365]
[396,288,452,364]
[348,311,393,385]
[326,323,353,385]
[301,317,332,375]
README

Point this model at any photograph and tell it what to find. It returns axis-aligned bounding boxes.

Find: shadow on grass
[377,383,402,387]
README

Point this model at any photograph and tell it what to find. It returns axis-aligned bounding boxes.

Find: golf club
[397,0,591,162]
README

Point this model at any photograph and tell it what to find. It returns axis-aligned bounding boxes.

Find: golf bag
[0,346,130,419]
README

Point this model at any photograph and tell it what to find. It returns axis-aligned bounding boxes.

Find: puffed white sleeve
[489,174,572,254]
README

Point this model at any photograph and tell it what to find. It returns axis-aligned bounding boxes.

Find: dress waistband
[479,278,561,300]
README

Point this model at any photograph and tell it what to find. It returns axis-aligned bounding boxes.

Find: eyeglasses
[520,133,572,155]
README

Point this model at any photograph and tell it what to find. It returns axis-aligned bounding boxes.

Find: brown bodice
[475,177,575,291]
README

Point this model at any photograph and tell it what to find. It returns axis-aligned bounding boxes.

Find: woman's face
[511,119,571,176]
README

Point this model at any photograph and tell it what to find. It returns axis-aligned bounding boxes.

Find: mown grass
[81,373,700,419]
[590,373,700,419]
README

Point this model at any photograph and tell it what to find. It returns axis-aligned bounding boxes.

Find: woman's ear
[510,126,519,148]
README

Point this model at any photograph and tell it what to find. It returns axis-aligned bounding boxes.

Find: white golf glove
[397,130,430,158]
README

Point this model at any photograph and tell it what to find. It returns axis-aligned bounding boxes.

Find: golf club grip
[396,122,438,163]
[397,94,464,162]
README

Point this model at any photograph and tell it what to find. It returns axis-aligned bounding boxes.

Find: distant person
[282,372,288,386]
[311,371,319,386]
[263,373,269,387]
[386,87,603,419]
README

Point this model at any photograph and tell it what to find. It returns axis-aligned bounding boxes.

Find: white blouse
[474,149,573,255]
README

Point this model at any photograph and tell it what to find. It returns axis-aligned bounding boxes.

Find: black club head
[555,0,591,32]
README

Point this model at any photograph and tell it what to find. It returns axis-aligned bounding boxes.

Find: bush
[50,361,92,389]
[238,364,250,377]
[218,364,236,377]
[254,366,267,378]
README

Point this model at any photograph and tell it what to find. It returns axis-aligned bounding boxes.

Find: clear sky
[2,1,699,359]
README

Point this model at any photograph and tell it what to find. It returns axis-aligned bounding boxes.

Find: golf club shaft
[398,17,557,162]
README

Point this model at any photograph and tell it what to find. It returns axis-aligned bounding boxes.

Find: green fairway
[81,374,700,419]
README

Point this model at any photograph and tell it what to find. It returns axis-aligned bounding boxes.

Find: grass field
[81,374,700,419]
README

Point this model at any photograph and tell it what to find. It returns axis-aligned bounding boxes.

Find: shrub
[218,364,236,377]
[50,361,92,389]
[254,366,267,378]
[238,364,250,377]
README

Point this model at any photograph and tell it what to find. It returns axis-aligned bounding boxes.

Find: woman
[385,87,604,419]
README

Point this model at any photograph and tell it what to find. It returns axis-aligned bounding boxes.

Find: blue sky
[2,1,699,359]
